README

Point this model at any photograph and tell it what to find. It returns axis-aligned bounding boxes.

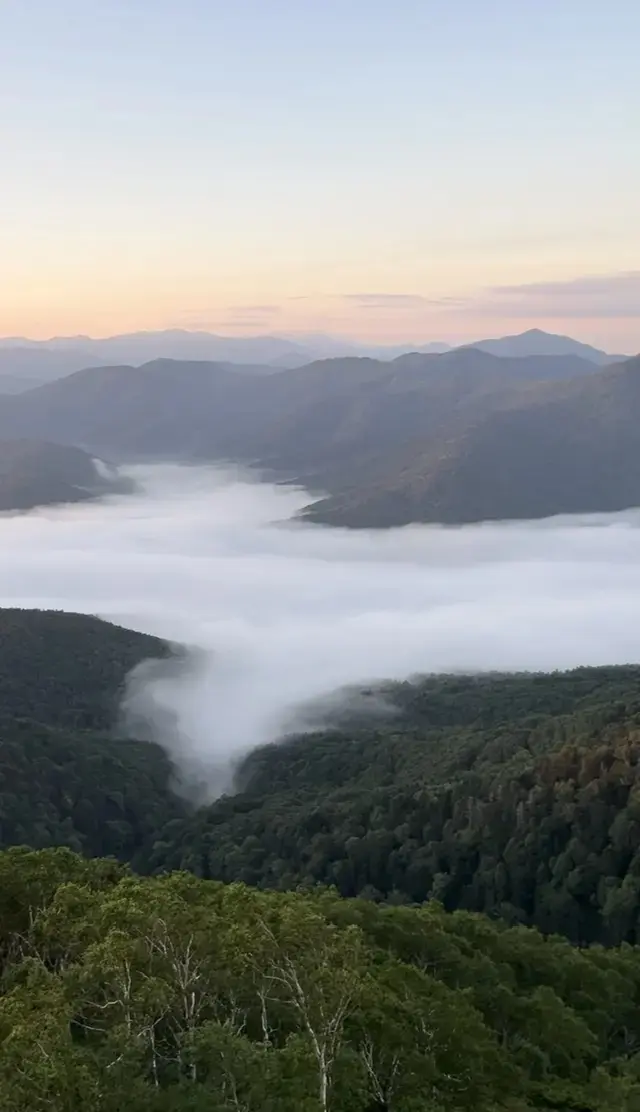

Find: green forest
[4,609,640,1107]
[159,666,640,946]
[5,611,640,946]
[3,845,640,1111]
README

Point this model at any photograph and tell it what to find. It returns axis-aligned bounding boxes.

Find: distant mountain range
[0,337,639,523]
[0,330,450,389]
[0,327,623,393]
[468,327,624,365]
[0,347,106,394]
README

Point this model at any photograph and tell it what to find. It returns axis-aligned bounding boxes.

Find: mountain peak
[470,329,620,366]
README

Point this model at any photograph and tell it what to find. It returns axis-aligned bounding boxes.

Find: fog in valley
[2,463,640,796]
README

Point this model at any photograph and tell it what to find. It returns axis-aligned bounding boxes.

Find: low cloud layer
[2,463,640,795]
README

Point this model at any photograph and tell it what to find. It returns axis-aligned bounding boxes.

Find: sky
[3,463,640,795]
[1,0,639,350]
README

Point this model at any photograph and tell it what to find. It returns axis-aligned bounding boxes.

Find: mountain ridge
[307,354,640,525]
[0,348,606,468]
[0,327,625,393]
[468,326,624,365]
[1,344,640,525]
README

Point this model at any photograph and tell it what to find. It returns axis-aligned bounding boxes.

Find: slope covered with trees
[5,610,640,947]
[2,846,640,1111]
[6,610,640,1106]
[0,609,183,864]
[151,667,640,946]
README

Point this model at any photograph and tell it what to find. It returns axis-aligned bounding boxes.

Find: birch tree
[257,897,365,1112]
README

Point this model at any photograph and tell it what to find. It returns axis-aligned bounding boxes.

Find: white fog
[1,463,640,795]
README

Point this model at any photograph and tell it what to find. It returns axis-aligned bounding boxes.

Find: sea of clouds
[2,463,640,795]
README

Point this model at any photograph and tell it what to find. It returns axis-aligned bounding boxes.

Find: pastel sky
[2,0,639,350]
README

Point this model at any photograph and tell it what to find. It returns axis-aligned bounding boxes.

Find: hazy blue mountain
[468,327,624,364]
[308,354,640,526]
[0,328,622,391]
[278,333,452,360]
[0,347,104,392]
[0,331,309,370]
[2,340,638,528]
[0,348,613,499]
[0,440,127,511]
[0,374,42,395]
[0,330,452,378]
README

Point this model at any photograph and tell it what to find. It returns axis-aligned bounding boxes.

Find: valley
[5,4,640,1105]
[2,606,640,947]
[0,330,637,525]
[1,331,640,1112]
[1,606,640,1108]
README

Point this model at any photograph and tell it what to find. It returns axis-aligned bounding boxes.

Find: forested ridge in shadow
[0,609,183,866]
[1,347,639,525]
[3,610,640,947]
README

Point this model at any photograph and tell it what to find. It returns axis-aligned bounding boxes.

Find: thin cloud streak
[336,272,640,321]
[340,293,432,309]
[457,271,640,321]
[166,275,639,348]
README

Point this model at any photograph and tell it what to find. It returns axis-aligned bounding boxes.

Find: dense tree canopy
[5,610,640,944]
[5,609,640,1105]
[151,668,640,946]
[2,847,640,1111]
[0,610,182,865]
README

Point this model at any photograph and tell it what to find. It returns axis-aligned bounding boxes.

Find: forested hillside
[5,612,640,1106]
[150,667,640,946]
[0,610,183,864]
[4,609,640,948]
[2,846,640,1111]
